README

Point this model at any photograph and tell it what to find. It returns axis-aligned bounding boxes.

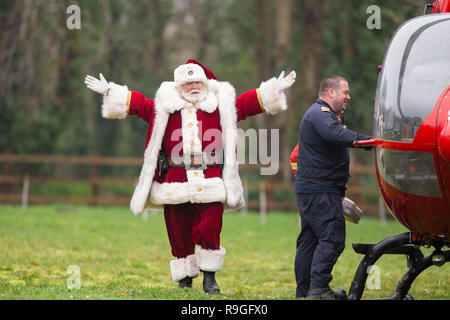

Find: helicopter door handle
[352,138,378,148]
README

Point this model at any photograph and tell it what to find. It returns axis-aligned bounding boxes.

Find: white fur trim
[101,82,129,119]
[216,82,245,210]
[186,254,201,278]
[174,64,207,86]
[170,255,200,282]
[195,90,217,113]
[259,77,287,115]
[149,178,227,205]
[155,82,186,113]
[196,246,226,272]
[170,258,186,282]
[130,88,170,216]
[207,79,219,93]
[181,108,202,154]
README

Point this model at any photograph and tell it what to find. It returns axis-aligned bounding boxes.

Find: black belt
[164,151,223,170]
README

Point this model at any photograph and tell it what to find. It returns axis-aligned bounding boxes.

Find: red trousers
[164,202,224,258]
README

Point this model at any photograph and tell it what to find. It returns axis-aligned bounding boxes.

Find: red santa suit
[99,60,289,282]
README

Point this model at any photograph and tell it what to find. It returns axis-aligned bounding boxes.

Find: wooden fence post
[21,173,29,210]
[259,181,267,225]
[241,178,248,217]
[90,153,100,206]
[267,175,274,212]
[1,154,13,193]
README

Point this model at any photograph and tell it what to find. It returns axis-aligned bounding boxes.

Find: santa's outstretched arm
[235,70,296,121]
[84,73,154,123]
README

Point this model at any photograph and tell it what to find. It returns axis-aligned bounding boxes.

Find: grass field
[0,204,448,300]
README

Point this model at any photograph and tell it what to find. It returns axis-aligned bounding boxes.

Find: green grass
[0,204,448,300]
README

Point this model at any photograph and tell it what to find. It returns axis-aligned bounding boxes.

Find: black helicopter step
[347,232,450,300]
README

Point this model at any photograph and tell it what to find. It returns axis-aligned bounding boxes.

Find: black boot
[202,271,220,294]
[334,289,348,300]
[306,286,347,300]
[177,276,193,289]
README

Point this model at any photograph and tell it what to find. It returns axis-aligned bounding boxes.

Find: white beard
[181,88,209,104]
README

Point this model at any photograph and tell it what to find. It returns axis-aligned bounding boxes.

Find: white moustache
[189,89,201,95]
[181,87,208,103]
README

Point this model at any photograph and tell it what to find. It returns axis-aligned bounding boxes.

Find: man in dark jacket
[295,75,372,299]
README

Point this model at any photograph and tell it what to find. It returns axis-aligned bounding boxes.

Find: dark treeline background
[1,0,425,167]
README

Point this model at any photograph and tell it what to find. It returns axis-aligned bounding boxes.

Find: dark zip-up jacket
[295,99,371,196]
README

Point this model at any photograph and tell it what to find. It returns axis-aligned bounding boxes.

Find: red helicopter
[349,0,450,299]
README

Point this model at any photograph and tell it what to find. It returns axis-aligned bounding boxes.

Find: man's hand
[277,70,296,92]
[352,138,376,150]
[84,73,109,95]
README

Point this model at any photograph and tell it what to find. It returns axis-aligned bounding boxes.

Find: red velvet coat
[100,76,288,215]
[128,88,263,185]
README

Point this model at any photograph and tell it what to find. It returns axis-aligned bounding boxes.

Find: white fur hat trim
[174,63,207,86]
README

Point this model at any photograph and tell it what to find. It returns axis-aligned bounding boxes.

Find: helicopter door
[374,14,450,199]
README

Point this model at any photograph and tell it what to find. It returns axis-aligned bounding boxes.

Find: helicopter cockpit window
[374,16,450,142]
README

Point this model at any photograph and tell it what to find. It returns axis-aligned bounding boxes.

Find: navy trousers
[295,193,346,298]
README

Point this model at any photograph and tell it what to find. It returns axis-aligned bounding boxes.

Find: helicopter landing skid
[347,232,450,300]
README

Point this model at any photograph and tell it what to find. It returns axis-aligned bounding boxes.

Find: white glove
[84,73,109,95]
[276,70,296,92]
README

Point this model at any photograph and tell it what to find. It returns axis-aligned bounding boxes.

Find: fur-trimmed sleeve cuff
[258,77,288,115]
[101,82,130,119]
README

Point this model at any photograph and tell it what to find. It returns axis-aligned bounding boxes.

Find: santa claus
[84,59,296,293]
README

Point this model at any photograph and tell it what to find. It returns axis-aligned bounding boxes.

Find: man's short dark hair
[318,75,347,97]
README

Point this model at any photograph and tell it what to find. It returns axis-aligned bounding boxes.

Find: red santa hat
[174,59,217,86]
